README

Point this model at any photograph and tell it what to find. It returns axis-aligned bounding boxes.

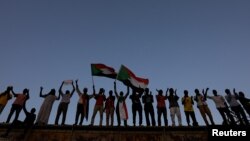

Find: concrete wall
[0,125,208,141]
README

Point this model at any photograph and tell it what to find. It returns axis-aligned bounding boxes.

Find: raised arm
[202,88,209,95]
[39,87,48,98]
[70,81,75,97]
[11,87,18,97]
[150,91,154,102]
[165,88,169,97]
[202,88,209,100]
[233,88,239,99]
[92,85,96,96]
[56,91,61,100]
[124,86,130,99]
[174,89,179,100]
[75,80,82,95]
[59,81,64,95]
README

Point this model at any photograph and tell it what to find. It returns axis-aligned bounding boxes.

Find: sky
[0,0,250,126]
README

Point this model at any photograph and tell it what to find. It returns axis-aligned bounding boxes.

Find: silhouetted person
[105,90,115,126]
[206,89,236,125]
[36,87,60,125]
[90,87,106,126]
[156,89,168,126]
[74,80,93,125]
[114,82,130,126]
[0,86,13,115]
[6,88,30,123]
[181,90,198,126]
[130,89,143,126]
[194,88,215,126]
[225,89,249,125]
[142,88,156,126]
[55,81,75,125]
[1,101,36,139]
[167,88,182,126]
[235,90,250,117]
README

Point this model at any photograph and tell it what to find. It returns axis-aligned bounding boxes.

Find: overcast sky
[1,0,250,126]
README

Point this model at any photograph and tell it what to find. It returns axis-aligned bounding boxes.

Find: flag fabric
[117,65,149,92]
[91,64,117,79]
[119,102,128,120]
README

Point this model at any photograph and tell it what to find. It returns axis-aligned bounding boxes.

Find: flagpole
[90,63,95,87]
[91,75,95,86]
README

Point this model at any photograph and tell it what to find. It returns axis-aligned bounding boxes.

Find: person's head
[169,88,174,96]
[83,88,88,93]
[225,89,230,95]
[31,108,36,114]
[184,90,188,97]
[99,88,105,94]
[50,89,56,95]
[212,90,217,96]
[23,88,29,94]
[119,91,124,96]
[109,90,113,96]
[194,89,199,94]
[66,90,70,94]
[239,92,245,97]
[158,89,163,95]
[144,88,149,94]
[6,86,12,93]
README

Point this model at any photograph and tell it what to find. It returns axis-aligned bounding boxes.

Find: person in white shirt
[55,81,75,125]
[207,89,236,125]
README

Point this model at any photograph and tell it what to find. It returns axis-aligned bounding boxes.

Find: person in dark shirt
[142,88,156,126]
[167,88,182,127]
[1,101,36,138]
[130,89,143,126]
[234,90,250,117]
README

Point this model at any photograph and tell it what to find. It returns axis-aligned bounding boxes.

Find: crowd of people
[0,80,250,137]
